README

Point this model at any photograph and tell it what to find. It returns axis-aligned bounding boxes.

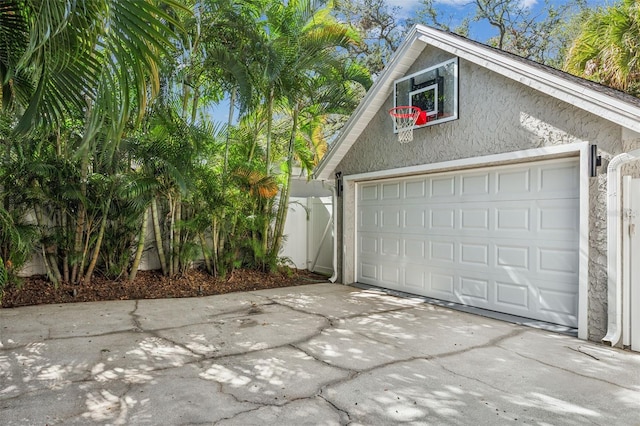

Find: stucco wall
[335,45,637,341]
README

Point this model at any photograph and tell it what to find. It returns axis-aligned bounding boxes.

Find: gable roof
[314,24,640,181]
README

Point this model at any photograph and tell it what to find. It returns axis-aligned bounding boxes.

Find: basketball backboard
[393,58,458,132]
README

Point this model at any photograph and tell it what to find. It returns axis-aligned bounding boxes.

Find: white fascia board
[343,142,587,182]
[417,28,640,132]
[314,29,427,181]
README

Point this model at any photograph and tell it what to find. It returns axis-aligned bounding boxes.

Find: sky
[389,0,611,13]
[388,0,613,40]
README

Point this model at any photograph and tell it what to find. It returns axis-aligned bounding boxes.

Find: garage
[356,158,580,327]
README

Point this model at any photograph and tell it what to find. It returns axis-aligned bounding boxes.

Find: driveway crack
[318,394,351,425]
[502,344,640,392]
[130,299,144,332]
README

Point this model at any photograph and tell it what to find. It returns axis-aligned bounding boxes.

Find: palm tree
[564,0,640,95]
[0,1,187,284]
[249,0,370,263]
[0,0,185,135]
[196,0,370,268]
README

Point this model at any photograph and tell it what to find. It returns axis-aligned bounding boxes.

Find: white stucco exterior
[318,26,640,342]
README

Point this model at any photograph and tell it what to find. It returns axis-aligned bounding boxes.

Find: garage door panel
[495,207,530,232]
[405,268,426,290]
[538,163,579,194]
[381,263,401,286]
[537,246,579,275]
[429,272,456,297]
[359,209,378,230]
[405,179,427,198]
[381,182,401,200]
[538,284,578,317]
[431,176,456,198]
[404,208,427,230]
[496,244,530,269]
[360,184,379,201]
[429,240,455,262]
[381,207,402,230]
[356,158,580,327]
[459,276,489,301]
[359,235,378,255]
[537,200,579,235]
[495,280,529,309]
[404,239,426,260]
[430,207,456,230]
[496,168,531,195]
[459,242,490,267]
[359,262,378,282]
[460,173,490,196]
[460,208,490,230]
[381,236,401,256]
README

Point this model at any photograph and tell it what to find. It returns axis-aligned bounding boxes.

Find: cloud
[387,0,538,8]
[385,0,539,19]
[432,0,468,5]
[520,0,538,8]
[385,0,421,9]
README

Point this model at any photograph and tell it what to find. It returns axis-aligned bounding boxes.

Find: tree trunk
[151,196,168,275]
[71,149,89,283]
[190,87,200,124]
[248,116,260,163]
[261,88,276,256]
[182,81,191,120]
[61,209,69,282]
[78,215,92,281]
[211,216,219,276]
[129,208,149,282]
[41,246,58,286]
[265,87,274,175]
[224,89,236,174]
[168,194,178,276]
[198,232,212,274]
[83,201,110,284]
[172,199,182,275]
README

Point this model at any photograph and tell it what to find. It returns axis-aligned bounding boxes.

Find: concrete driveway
[1,283,640,425]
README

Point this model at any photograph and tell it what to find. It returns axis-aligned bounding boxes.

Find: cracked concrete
[2,283,640,425]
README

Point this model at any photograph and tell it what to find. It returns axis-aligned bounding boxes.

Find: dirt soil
[1,269,330,308]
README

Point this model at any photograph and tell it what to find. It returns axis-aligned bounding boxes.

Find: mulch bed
[1,268,330,308]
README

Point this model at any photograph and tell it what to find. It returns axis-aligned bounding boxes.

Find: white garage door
[357,158,579,327]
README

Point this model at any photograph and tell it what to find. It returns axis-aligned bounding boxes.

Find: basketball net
[389,106,421,143]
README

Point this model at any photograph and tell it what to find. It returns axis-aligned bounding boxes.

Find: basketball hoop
[389,106,425,143]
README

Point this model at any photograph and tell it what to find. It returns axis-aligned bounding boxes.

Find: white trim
[343,142,590,337]
[603,149,640,347]
[623,175,632,347]
[345,143,587,181]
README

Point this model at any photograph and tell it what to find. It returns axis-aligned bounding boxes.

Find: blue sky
[389,0,612,15]
[390,0,613,40]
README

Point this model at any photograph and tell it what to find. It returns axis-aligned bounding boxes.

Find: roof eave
[419,30,640,132]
